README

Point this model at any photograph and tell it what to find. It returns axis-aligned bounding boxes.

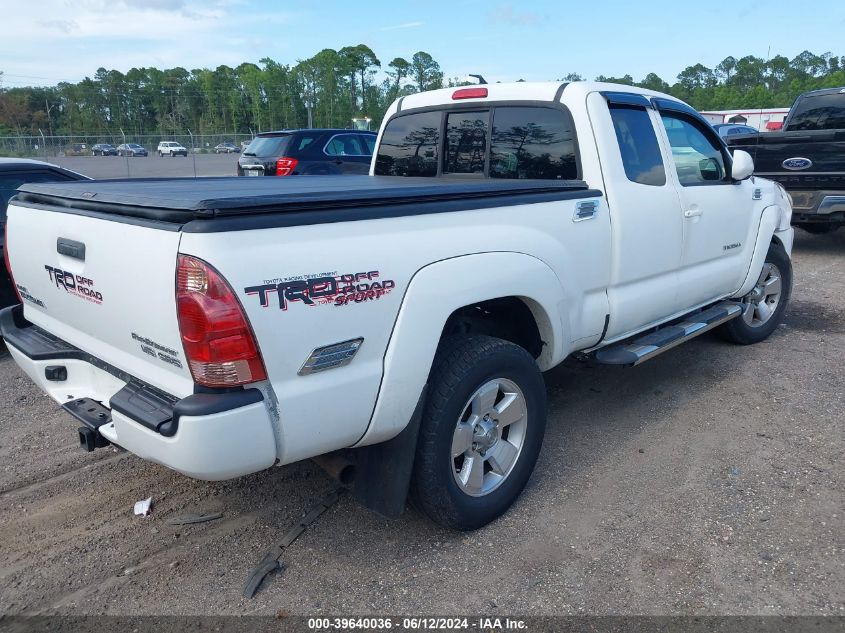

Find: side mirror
[731,149,754,181]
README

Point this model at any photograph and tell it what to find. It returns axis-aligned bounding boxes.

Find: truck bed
[15,176,599,231]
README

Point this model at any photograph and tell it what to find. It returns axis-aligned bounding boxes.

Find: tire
[718,242,792,345]
[798,223,838,235]
[410,335,546,531]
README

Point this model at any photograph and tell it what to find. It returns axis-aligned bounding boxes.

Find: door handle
[57,238,86,261]
[683,208,703,218]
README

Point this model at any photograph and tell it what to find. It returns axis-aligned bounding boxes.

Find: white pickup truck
[2,82,793,530]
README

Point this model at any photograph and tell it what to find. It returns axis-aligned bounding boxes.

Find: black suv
[238,129,376,176]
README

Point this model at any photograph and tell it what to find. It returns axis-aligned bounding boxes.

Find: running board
[595,301,743,366]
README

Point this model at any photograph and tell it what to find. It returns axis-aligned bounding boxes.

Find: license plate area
[244,168,264,176]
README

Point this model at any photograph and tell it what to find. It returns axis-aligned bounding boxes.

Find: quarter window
[661,114,728,185]
[374,111,440,177]
[490,106,578,180]
[444,111,489,175]
[608,105,666,186]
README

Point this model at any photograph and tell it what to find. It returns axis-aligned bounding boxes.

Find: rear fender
[354,252,565,447]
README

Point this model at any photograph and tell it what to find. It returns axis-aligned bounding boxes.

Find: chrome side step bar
[595,301,743,366]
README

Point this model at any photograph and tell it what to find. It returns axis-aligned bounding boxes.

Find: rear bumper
[0,305,277,480]
[787,189,845,224]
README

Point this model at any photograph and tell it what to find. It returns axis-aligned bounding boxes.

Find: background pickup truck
[1,81,794,531]
[727,86,845,234]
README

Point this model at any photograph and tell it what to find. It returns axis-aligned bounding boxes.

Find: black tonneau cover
[14,176,600,232]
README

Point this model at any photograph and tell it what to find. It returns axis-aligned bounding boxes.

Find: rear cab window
[245,135,292,157]
[375,111,440,177]
[491,106,578,180]
[786,92,845,130]
[375,105,579,179]
[444,111,489,175]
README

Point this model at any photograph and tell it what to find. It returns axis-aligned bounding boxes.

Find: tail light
[176,255,267,387]
[275,157,298,176]
[3,222,22,304]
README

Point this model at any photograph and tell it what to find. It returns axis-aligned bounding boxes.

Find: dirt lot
[0,230,842,617]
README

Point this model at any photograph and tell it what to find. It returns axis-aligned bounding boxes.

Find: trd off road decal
[245,270,396,310]
[44,265,103,304]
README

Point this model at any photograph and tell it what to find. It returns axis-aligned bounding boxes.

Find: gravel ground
[0,229,842,617]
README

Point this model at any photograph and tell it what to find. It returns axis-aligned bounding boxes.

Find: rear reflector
[452,87,488,100]
[176,255,267,387]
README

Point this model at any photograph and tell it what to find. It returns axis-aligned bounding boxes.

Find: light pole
[305,99,313,129]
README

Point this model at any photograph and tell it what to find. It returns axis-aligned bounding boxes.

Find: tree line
[0,48,843,138]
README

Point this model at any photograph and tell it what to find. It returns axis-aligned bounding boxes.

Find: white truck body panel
[8,206,194,397]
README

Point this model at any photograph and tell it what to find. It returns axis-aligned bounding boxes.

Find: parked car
[116,143,148,157]
[66,143,88,156]
[727,86,845,234]
[214,142,240,154]
[0,158,89,308]
[158,141,188,157]
[2,82,793,531]
[91,143,118,156]
[238,129,377,176]
[712,123,759,138]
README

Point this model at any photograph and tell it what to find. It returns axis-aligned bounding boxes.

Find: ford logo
[782,157,812,170]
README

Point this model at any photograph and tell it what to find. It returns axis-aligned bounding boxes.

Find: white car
[2,82,793,530]
[157,141,188,157]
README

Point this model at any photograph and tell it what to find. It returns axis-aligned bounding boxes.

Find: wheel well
[441,297,544,359]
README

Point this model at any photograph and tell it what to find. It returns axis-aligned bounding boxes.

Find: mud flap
[350,386,427,520]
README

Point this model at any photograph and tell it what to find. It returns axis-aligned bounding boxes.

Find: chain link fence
[0,133,255,160]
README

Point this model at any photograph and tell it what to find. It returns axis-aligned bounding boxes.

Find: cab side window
[661,114,728,185]
[608,105,666,186]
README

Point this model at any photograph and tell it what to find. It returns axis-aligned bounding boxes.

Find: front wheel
[718,242,792,345]
[411,335,546,531]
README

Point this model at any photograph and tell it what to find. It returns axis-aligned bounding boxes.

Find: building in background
[699,108,790,131]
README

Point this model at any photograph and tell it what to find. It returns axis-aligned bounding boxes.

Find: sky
[1,0,844,89]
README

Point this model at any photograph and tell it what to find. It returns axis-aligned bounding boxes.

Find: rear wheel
[411,335,546,531]
[718,242,792,345]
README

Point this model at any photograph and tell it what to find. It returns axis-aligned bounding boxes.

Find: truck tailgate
[5,203,193,397]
